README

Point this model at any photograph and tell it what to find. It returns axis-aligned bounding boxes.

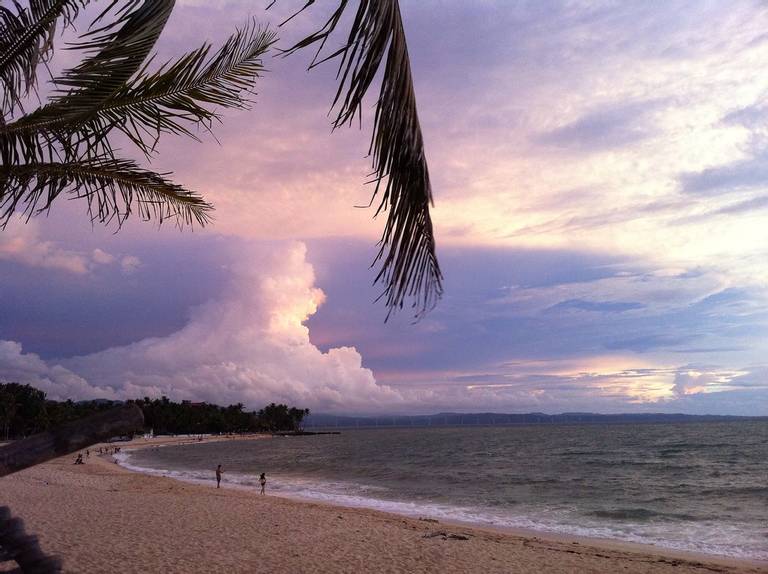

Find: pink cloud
[52,242,405,411]
[0,219,90,274]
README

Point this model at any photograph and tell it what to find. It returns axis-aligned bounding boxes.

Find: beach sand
[1,438,765,574]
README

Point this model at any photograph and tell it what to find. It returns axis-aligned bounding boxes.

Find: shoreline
[1,437,765,573]
[118,436,767,570]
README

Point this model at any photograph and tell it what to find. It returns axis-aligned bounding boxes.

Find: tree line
[0,382,309,440]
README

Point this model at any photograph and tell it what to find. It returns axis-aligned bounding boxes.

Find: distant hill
[303,411,766,429]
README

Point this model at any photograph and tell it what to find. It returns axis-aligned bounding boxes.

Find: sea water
[118,421,768,560]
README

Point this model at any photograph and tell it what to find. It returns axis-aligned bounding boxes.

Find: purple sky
[1,0,767,415]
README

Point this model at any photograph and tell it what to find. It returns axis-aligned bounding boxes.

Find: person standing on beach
[259,473,266,495]
[216,464,224,488]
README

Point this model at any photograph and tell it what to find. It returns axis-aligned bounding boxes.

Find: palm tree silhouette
[0,0,442,318]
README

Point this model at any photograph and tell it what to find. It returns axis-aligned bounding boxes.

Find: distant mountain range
[304,411,766,428]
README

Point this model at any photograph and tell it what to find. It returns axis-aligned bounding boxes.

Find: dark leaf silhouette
[0,1,272,229]
[271,0,443,319]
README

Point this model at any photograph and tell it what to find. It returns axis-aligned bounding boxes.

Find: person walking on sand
[259,473,266,495]
[216,464,224,488]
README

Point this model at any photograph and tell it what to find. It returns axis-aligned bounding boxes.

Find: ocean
[118,421,768,560]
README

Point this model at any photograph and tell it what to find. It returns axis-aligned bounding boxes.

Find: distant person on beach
[216,464,224,488]
[74,453,84,465]
[86,449,90,459]
[259,473,266,495]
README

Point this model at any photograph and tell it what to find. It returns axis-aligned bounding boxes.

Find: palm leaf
[2,0,175,159]
[1,6,274,164]
[0,156,212,227]
[78,21,276,154]
[56,0,174,95]
[0,0,88,114]
[271,0,442,319]
[0,0,175,168]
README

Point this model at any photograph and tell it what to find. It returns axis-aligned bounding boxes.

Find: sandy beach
[0,437,765,574]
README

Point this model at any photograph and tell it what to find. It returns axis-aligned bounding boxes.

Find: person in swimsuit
[259,473,266,495]
[216,464,223,488]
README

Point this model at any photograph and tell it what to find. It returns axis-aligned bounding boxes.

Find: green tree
[0,382,48,438]
[256,403,309,432]
[1,0,442,317]
[288,406,310,431]
[0,388,17,440]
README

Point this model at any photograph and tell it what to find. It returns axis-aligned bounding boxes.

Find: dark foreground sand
[1,439,766,574]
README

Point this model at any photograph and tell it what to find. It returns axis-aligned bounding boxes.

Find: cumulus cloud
[1,242,405,412]
[0,219,90,274]
[0,218,142,276]
[92,248,115,265]
[0,340,114,400]
[120,255,142,274]
[14,240,718,414]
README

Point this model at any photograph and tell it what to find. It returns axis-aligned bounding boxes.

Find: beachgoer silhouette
[216,464,223,488]
[259,473,266,495]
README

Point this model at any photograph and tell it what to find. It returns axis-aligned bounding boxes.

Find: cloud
[678,102,768,196]
[680,155,768,195]
[0,219,143,277]
[0,242,405,412]
[92,249,115,265]
[723,102,768,129]
[702,194,768,216]
[534,100,661,152]
[672,369,714,396]
[0,219,91,274]
[120,255,142,274]
[727,366,768,389]
[308,241,768,372]
[4,2,768,418]
[1,239,766,414]
[385,361,767,415]
[548,298,645,313]
[0,340,113,400]
[669,366,756,397]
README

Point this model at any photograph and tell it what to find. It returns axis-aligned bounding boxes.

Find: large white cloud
[1,239,765,415]
[0,340,113,399]
[1,242,404,412]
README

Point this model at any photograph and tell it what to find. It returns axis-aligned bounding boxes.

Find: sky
[1,0,767,415]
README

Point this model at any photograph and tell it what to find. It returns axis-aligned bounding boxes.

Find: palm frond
[89,21,276,154]
[0,0,175,165]
[0,0,87,114]
[271,0,442,319]
[56,0,175,96]
[0,157,212,227]
[1,18,275,160]
[8,0,175,152]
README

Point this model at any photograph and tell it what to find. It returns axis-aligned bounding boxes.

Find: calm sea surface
[120,422,768,559]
